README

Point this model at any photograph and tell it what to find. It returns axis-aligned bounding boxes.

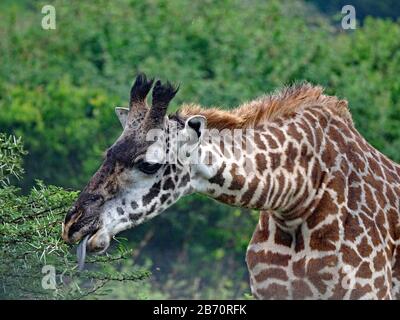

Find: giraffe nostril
[65,203,85,224]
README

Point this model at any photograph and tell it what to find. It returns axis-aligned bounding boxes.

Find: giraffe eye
[136,160,162,174]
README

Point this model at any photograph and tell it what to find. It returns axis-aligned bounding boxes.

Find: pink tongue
[77,235,90,271]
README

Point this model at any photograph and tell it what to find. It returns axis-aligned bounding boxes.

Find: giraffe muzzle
[62,193,104,244]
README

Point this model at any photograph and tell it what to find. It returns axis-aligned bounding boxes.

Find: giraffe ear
[185,115,207,141]
[177,115,207,166]
[115,107,129,128]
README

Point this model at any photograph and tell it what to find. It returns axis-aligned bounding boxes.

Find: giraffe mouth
[76,227,111,270]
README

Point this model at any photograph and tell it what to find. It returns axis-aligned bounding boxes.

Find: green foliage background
[1,0,400,299]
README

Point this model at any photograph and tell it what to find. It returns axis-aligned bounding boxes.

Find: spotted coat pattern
[202,106,400,299]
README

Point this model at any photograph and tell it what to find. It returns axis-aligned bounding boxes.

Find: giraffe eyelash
[135,159,162,174]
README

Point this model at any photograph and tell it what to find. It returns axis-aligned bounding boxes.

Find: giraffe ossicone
[62,73,400,299]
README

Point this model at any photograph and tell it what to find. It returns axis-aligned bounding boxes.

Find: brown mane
[178,82,352,130]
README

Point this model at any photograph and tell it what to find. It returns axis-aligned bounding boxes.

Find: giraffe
[62,73,400,299]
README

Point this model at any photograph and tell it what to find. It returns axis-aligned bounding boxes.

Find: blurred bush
[1,0,400,299]
[0,78,119,189]
[307,0,400,21]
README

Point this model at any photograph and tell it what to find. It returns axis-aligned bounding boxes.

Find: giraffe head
[62,74,207,253]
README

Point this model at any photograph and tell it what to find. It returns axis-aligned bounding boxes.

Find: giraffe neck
[240,106,400,299]
[193,106,335,229]
[184,94,400,299]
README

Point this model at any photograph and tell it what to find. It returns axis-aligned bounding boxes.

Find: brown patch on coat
[254,132,266,149]
[264,134,279,148]
[240,176,260,205]
[295,227,305,252]
[349,283,372,299]
[287,122,303,142]
[356,262,373,278]
[373,250,386,271]
[309,220,339,251]
[254,268,289,282]
[209,163,226,186]
[329,171,346,204]
[283,142,298,172]
[274,227,292,247]
[255,183,269,209]
[228,163,246,190]
[341,244,362,267]
[293,257,306,278]
[270,173,286,209]
[292,280,313,299]
[347,185,361,211]
[321,140,338,167]
[142,181,161,206]
[307,192,338,229]
[357,237,373,258]
[248,212,270,244]
[307,255,337,294]
[342,211,364,242]
[246,250,291,269]
[256,283,289,299]
[255,153,268,172]
[269,127,285,145]
[216,194,237,204]
[269,152,281,171]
